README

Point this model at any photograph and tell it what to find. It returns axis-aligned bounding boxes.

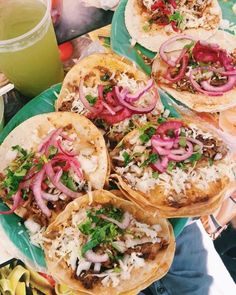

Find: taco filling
[57,54,161,147]
[111,119,235,207]
[140,0,220,33]
[0,126,99,226]
[45,204,167,289]
[153,35,236,96]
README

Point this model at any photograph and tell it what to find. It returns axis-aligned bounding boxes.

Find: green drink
[0,0,64,98]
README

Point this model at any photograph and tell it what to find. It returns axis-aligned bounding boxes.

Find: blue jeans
[140,221,236,295]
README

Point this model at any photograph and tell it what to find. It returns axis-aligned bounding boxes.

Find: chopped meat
[210,78,227,86]
[59,100,73,112]
[196,135,228,160]
[175,76,196,93]
[126,242,163,260]
[76,270,100,289]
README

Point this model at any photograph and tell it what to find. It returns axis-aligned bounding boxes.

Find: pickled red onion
[125,79,154,102]
[0,189,23,215]
[159,35,195,67]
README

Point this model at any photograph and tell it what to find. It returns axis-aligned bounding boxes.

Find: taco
[43,190,175,295]
[56,53,162,149]
[110,117,236,217]
[152,31,236,112]
[0,112,108,229]
[125,0,221,52]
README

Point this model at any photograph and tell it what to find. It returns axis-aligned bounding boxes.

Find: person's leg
[148,220,236,295]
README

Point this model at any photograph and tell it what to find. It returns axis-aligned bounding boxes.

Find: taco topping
[111,120,234,202]
[141,0,220,33]
[156,35,236,96]
[45,205,166,289]
[0,127,98,223]
[60,70,158,125]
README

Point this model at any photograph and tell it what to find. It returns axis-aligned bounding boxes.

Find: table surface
[55,0,113,44]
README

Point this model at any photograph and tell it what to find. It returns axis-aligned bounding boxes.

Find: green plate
[0,84,187,268]
[111,0,235,75]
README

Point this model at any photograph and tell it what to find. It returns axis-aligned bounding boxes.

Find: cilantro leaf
[139,126,156,143]
[122,151,131,166]
[61,171,77,191]
[169,11,183,26]
[48,145,58,159]
[141,153,158,167]
[86,94,97,106]
[100,73,110,81]
[188,153,202,163]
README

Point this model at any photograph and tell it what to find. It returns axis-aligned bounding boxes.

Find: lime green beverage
[0,0,64,98]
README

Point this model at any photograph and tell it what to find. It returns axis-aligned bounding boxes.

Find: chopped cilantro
[2,146,34,198]
[122,151,131,166]
[169,11,183,26]
[179,138,187,148]
[141,153,158,167]
[61,171,77,191]
[100,73,110,81]
[139,126,156,143]
[167,161,175,172]
[139,133,150,143]
[143,23,150,32]
[86,94,97,106]
[78,220,93,235]
[48,145,58,159]
[152,171,159,179]
[167,130,175,138]
[157,117,167,124]
[176,162,187,170]
[184,41,195,50]
[188,153,202,163]
[103,85,113,95]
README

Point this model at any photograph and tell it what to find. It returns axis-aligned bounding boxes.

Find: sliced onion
[125,79,154,102]
[94,263,101,272]
[189,67,224,96]
[168,141,193,161]
[53,166,63,183]
[165,54,189,83]
[32,169,51,217]
[161,156,169,168]
[99,211,130,229]
[153,145,171,156]
[0,189,23,215]
[186,137,204,150]
[85,250,109,263]
[201,76,236,92]
[151,135,174,149]
[53,154,83,180]
[159,34,195,67]
[45,162,78,198]
[102,101,116,115]
[38,128,63,156]
[57,139,76,156]
[41,192,59,202]
[156,121,183,136]
[152,161,166,173]
[115,86,157,114]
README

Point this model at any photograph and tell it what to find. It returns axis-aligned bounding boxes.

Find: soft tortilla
[152,30,236,113]
[125,0,222,52]
[110,117,235,217]
[43,190,175,295]
[0,112,108,220]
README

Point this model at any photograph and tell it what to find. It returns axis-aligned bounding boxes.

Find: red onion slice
[85,250,109,263]
[165,54,189,83]
[41,192,59,202]
[45,162,78,199]
[57,139,76,157]
[102,101,116,115]
[189,67,224,96]
[156,121,183,136]
[186,137,204,150]
[168,141,193,161]
[99,211,130,229]
[32,169,51,217]
[153,145,171,156]
[151,136,174,149]
[0,190,23,215]
[125,79,154,102]
[159,35,195,67]
[201,76,236,92]
[115,86,157,114]
[152,161,166,173]
[161,156,169,168]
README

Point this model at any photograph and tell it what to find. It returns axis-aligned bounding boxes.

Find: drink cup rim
[0,0,51,46]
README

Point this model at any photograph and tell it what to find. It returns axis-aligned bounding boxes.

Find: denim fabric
[140,221,236,295]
